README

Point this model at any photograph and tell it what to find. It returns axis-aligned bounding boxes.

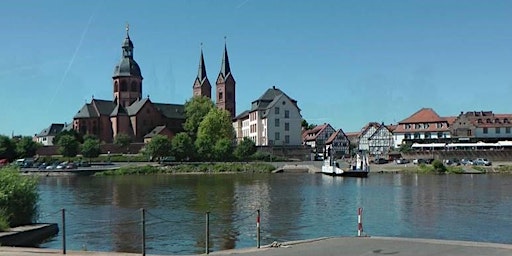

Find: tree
[81,137,101,161]
[0,135,17,161]
[301,119,316,130]
[183,96,215,137]
[234,137,257,160]
[171,132,194,161]
[144,135,172,161]
[54,129,83,145]
[57,134,79,158]
[214,138,234,161]
[399,143,412,153]
[15,136,41,158]
[114,133,132,153]
[195,108,235,161]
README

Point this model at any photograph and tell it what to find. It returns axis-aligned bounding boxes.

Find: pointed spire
[122,24,134,59]
[220,37,231,77]
[197,43,207,82]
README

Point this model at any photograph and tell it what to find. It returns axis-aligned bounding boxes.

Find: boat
[321,150,370,178]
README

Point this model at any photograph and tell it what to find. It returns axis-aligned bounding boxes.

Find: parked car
[461,159,473,165]
[473,158,492,166]
[374,158,388,164]
[395,158,410,164]
[413,158,425,164]
[66,163,78,169]
[38,163,48,170]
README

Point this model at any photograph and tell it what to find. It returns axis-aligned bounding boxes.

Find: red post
[357,207,363,237]
[256,210,261,248]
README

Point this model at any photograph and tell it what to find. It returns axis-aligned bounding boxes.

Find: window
[218,92,223,100]
[404,133,411,139]
[483,127,488,134]
[467,130,472,136]
[506,127,511,134]
[436,123,443,128]
[405,124,411,130]
[284,110,289,118]
[425,132,431,139]
[285,122,289,131]
[496,127,501,134]
[437,132,444,138]
[275,118,280,127]
[414,133,420,139]
[285,135,290,144]
[486,119,491,123]
[504,118,509,124]
[275,107,280,115]
[478,119,483,124]
[415,124,421,129]
[114,81,119,92]
[275,132,280,141]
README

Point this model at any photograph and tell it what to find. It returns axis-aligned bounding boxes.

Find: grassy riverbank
[94,162,276,176]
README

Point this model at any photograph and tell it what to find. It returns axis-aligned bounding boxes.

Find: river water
[37,173,512,255]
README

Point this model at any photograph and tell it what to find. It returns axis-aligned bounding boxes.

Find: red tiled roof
[303,123,330,142]
[386,124,397,132]
[398,108,443,124]
[463,113,512,128]
[325,130,340,144]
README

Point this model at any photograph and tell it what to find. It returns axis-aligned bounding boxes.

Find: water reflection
[38,173,512,254]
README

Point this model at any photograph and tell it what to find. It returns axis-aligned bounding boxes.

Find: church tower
[192,46,211,98]
[112,25,143,107]
[216,41,236,119]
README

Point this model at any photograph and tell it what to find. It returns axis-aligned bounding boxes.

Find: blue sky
[1,0,511,137]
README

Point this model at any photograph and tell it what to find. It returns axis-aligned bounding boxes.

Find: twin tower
[192,44,236,119]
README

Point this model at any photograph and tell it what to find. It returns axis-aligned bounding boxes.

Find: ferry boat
[321,150,369,178]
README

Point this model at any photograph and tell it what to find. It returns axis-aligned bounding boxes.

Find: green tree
[183,96,215,137]
[171,132,194,161]
[432,159,447,173]
[15,136,41,158]
[301,119,316,130]
[81,136,101,161]
[399,142,412,153]
[0,167,38,227]
[57,134,79,158]
[214,138,234,161]
[145,135,172,161]
[195,108,235,161]
[234,137,257,160]
[54,129,83,145]
[114,133,132,153]
[0,135,16,161]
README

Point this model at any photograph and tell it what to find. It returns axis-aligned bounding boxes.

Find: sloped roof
[74,99,116,119]
[126,98,150,116]
[110,104,128,116]
[399,108,444,123]
[251,86,298,112]
[153,103,185,119]
[234,110,250,120]
[360,122,381,137]
[326,129,348,145]
[368,125,392,140]
[303,123,331,142]
[37,123,65,137]
[144,125,168,138]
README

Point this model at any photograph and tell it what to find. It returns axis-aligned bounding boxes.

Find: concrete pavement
[2,236,512,256]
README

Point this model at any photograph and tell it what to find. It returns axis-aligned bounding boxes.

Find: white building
[35,123,71,146]
[233,86,302,146]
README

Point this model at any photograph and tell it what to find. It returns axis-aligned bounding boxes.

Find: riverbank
[2,236,512,256]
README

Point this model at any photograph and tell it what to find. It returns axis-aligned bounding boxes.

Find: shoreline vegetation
[94,162,277,176]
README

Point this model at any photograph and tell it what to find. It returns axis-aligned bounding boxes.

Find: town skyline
[1,0,511,137]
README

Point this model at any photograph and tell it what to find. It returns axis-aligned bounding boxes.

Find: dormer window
[495,118,500,123]
[505,118,510,124]
[478,119,483,124]
[486,118,491,124]
[436,123,443,128]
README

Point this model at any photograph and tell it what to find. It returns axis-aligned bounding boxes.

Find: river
[37,173,512,255]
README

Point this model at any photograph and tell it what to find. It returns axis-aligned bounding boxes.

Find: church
[72,26,236,143]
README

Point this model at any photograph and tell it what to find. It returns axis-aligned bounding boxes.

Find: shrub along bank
[0,167,39,231]
[95,162,276,176]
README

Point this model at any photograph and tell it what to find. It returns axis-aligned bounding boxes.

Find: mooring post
[62,208,66,254]
[256,209,261,248]
[141,208,146,256]
[205,211,210,254]
[357,207,363,237]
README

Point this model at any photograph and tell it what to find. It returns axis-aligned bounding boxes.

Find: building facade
[392,108,455,148]
[73,27,185,143]
[325,129,350,158]
[451,111,512,141]
[303,123,336,156]
[233,86,302,146]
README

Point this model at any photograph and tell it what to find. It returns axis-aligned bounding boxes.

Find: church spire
[197,43,207,82]
[220,37,231,77]
[122,23,134,59]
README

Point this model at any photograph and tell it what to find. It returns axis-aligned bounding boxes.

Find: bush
[432,159,447,173]
[0,167,39,227]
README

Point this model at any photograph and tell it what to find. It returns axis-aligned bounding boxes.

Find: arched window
[121,81,127,92]
[131,81,137,91]
[114,81,119,92]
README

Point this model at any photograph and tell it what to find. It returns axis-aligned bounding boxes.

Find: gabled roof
[326,129,348,145]
[359,122,381,137]
[74,99,116,119]
[234,110,250,120]
[398,108,444,124]
[303,123,332,142]
[144,125,168,138]
[153,103,185,119]
[110,104,128,116]
[251,86,299,112]
[368,125,392,140]
[37,123,65,137]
